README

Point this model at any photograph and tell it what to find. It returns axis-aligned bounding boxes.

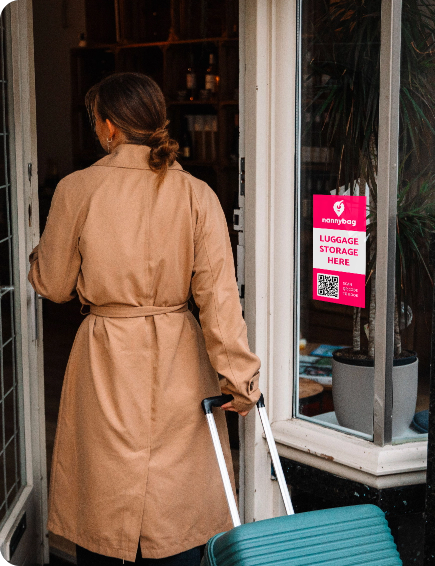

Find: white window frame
[242,0,426,517]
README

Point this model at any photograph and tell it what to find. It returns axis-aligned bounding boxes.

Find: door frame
[240,0,295,523]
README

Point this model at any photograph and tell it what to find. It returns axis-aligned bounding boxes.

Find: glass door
[0,5,24,528]
[0,2,47,564]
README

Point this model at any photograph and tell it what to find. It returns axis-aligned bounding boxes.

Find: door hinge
[34,292,44,341]
[239,284,245,300]
[239,157,245,196]
[237,244,245,301]
[34,291,38,341]
[233,208,244,232]
[28,162,33,184]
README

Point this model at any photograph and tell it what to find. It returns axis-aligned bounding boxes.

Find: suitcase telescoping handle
[201,394,295,528]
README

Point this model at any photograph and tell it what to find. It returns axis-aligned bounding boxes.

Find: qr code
[317,273,339,299]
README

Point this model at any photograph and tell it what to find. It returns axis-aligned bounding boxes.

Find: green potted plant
[307,0,435,435]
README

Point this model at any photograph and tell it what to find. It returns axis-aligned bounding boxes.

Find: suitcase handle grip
[202,393,266,414]
[202,394,234,414]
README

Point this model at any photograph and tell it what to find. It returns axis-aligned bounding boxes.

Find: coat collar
[91,143,183,171]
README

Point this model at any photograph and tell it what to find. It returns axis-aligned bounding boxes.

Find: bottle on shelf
[78,32,87,48]
[186,53,197,101]
[181,117,193,160]
[205,53,219,98]
[194,116,206,162]
[204,115,218,161]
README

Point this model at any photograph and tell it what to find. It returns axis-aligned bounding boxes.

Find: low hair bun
[146,122,169,148]
[148,123,179,184]
[85,72,180,187]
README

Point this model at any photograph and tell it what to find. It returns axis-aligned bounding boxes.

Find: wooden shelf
[166,99,238,107]
[80,37,239,51]
[167,100,219,106]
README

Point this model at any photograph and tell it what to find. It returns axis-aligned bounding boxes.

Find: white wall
[32,0,86,183]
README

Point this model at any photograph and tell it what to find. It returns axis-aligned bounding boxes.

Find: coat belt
[83,303,189,318]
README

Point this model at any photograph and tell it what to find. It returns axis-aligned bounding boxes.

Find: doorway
[32,0,242,561]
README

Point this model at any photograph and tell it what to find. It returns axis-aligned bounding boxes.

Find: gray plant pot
[332,351,418,437]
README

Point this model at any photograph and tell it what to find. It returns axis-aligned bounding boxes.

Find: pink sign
[313,195,366,308]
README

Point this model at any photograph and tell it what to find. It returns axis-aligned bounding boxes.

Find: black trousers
[76,544,203,566]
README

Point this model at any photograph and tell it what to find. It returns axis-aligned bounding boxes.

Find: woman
[28,72,261,565]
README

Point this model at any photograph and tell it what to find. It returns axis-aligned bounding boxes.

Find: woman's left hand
[220,402,249,417]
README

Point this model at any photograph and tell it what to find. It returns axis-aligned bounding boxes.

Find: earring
[107,137,113,153]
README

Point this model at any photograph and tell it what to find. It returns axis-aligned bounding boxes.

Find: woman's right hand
[220,401,249,417]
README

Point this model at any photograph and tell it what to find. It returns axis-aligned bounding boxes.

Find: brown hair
[85,72,179,186]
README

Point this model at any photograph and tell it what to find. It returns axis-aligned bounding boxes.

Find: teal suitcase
[201,395,402,566]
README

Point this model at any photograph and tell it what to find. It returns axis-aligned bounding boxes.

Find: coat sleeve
[28,178,84,303]
[191,184,261,413]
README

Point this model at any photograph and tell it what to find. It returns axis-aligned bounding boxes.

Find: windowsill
[271,418,427,489]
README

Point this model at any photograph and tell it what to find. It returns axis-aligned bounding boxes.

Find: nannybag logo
[323,199,356,226]
[333,200,345,217]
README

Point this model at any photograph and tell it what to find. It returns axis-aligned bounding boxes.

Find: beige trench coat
[28,144,261,561]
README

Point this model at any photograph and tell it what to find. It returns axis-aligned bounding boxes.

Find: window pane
[296,0,433,444]
[295,0,382,439]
